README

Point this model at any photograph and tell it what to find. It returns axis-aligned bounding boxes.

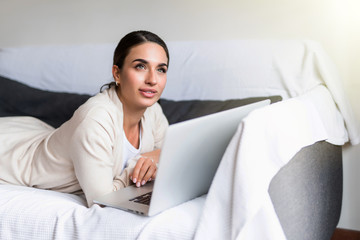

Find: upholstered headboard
[0,40,324,100]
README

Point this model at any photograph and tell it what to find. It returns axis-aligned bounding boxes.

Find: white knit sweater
[0,87,169,206]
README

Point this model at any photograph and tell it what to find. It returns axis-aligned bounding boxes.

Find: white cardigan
[0,87,169,206]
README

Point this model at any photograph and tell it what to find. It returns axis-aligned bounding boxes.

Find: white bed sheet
[0,184,205,240]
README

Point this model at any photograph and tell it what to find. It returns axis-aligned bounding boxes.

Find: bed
[0,40,358,240]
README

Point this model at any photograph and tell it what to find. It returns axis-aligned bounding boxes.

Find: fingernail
[133,178,137,184]
[130,176,132,180]
[141,180,146,186]
[149,178,152,181]
[136,182,141,187]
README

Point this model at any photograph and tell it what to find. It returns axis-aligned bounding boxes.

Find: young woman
[0,30,170,207]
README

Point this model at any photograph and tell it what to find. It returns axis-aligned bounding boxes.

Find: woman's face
[113,42,168,111]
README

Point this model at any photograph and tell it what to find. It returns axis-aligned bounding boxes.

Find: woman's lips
[139,89,157,98]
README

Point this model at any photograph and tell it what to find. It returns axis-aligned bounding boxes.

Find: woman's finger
[136,158,154,187]
[141,164,157,185]
[131,157,145,184]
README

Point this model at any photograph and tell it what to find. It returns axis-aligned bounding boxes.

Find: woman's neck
[122,105,145,149]
[116,87,146,148]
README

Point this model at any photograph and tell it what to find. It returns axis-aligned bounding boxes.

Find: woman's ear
[112,65,121,84]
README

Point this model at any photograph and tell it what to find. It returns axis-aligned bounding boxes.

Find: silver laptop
[93,100,270,216]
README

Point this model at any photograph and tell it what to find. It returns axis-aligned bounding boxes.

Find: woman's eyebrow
[132,58,168,67]
[158,63,168,68]
[132,58,148,64]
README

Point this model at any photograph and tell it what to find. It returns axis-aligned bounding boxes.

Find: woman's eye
[157,68,167,73]
[135,64,145,70]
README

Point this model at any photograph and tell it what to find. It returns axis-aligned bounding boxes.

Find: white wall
[0,0,359,230]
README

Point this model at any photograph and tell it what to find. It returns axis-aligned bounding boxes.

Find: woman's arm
[129,103,168,187]
[69,113,119,207]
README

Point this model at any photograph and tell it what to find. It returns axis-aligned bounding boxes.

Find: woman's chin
[140,97,160,108]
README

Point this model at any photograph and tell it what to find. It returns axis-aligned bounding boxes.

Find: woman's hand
[130,149,160,187]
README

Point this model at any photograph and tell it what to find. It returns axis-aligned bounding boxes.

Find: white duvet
[195,85,348,240]
[0,184,205,240]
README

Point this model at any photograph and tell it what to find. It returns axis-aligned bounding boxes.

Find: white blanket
[272,41,359,145]
[0,184,205,240]
[194,85,348,240]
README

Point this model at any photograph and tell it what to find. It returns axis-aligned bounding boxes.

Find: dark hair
[114,30,169,68]
[101,30,169,92]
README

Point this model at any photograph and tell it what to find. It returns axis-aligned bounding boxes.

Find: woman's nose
[145,69,157,86]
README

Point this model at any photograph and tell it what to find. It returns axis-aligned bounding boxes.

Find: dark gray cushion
[159,96,282,125]
[0,75,282,127]
[0,75,91,128]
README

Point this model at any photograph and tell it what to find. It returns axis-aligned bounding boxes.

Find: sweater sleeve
[152,102,169,149]
[68,110,117,207]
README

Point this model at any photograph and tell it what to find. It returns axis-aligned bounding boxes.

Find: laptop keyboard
[129,192,152,205]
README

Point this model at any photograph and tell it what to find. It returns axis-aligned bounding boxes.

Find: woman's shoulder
[82,89,116,110]
[71,89,121,124]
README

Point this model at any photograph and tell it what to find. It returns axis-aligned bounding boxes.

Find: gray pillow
[0,75,91,128]
[158,96,282,125]
[0,75,282,127]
